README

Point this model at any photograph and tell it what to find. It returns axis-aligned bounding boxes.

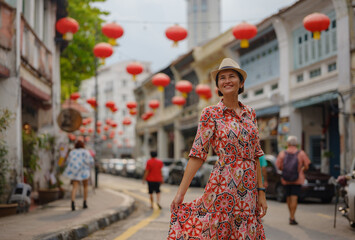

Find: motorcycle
[334,158,355,228]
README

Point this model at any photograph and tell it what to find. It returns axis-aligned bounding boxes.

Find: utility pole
[93,58,99,188]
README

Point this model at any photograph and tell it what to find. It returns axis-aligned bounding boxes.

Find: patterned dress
[168,100,265,240]
[62,148,94,181]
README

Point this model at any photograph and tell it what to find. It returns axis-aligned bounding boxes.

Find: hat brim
[211,67,247,83]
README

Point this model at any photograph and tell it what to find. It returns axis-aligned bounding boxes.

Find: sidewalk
[0,188,135,240]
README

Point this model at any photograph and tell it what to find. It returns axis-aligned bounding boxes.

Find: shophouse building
[79,60,151,158]
[0,0,68,192]
[135,0,354,177]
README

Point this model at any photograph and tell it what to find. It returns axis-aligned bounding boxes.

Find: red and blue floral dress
[168,100,265,240]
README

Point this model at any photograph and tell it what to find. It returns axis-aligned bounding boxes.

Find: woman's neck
[223,94,239,110]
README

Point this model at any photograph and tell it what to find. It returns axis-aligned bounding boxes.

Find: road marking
[317,213,332,219]
[114,190,161,240]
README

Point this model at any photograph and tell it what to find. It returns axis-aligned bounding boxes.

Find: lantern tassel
[172,41,178,47]
[240,39,249,48]
[132,75,137,81]
[313,31,321,40]
[63,32,74,41]
[108,38,117,46]
[100,58,106,65]
[182,93,187,98]
[158,86,164,92]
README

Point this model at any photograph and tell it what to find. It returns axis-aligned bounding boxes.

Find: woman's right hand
[170,193,184,212]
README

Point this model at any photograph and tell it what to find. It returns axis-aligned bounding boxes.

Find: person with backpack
[276,135,310,225]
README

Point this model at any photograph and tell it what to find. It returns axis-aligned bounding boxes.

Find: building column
[174,121,184,159]
[158,126,167,158]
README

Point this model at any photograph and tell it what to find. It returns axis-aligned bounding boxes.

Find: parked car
[265,154,335,203]
[99,159,110,173]
[199,156,218,187]
[168,158,202,186]
[134,156,148,178]
[125,159,136,177]
[161,158,174,183]
[109,158,127,176]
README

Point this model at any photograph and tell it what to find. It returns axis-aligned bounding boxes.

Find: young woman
[168,58,267,239]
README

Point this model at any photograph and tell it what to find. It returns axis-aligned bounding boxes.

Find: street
[84,174,355,240]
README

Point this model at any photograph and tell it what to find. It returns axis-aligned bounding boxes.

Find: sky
[94,0,298,72]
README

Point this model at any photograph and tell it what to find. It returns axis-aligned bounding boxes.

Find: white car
[162,158,174,182]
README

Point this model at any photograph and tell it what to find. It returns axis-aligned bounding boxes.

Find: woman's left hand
[258,191,268,218]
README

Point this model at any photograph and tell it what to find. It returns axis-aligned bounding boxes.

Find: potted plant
[0,109,17,217]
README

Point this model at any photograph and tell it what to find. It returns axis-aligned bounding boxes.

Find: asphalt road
[84,174,355,240]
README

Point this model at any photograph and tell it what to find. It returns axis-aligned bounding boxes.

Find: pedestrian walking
[62,140,94,211]
[259,155,268,188]
[168,58,267,239]
[143,151,164,209]
[276,135,310,225]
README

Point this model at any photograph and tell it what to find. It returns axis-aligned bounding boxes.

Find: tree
[60,0,109,100]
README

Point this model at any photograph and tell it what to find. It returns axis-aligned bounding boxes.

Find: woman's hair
[287,136,298,146]
[75,140,85,149]
[215,70,244,96]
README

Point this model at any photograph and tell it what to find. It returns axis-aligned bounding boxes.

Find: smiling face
[216,69,244,97]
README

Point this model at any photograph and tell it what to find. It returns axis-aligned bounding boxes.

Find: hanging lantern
[110,122,118,128]
[141,113,149,121]
[303,13,330,40]
[111,106,118,113]
[86,97,97,108]
[82,118,88,126]
[86,118,92,124]
[97,128,101,134]
[129,108,137,115]
[176,80,193,98]
[232,22,257,48]
[77,136,84,142]
[88,128,93,134]
[165,24,188,47]
[172,96,186,107]
[70,92,80,101]
[105,118,112,125]
[126,62,144,81]
[126,101,137,109]
[85,136,91,142]
[101,135,107,141]
[93,42,113,65]
[152,73,170,92]
[195,84,212,100]
[149,100,160,111]
[118,130,124,135]
[68,133,76,141]
[101,22,124,46]
[146,111,154,119]
[79,127,86,134]
[56,17,79,41]
[103,125,110,132]
[96,121,102,127]
[122,117,132,126]
[109,130,115,139]
[105,101,115,111]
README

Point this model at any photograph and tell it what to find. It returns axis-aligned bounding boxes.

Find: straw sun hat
[210,58,247,83]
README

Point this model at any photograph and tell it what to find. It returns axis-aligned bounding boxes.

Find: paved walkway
[0,188,135,240]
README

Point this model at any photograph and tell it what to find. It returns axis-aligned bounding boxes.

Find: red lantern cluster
[86,97,97,108]
[122,117,132,126]
[196,84,212,100]
[68,133,76,141]
[303,13,330,40]
[232,22,257,48]
[70,92,80,101]
[102,22,124,46]
[152,73,170,92]
[176,80,193,98]
[141,111,154,121]
[56,17,79,40]
[126,62,144,81]
[165,24,188,47]
[126,101,137,109]
[149,100,160,111]
[105,101,118,112]
[93,42,113,65]
[172,96,186,107]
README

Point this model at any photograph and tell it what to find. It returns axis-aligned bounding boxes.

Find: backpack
[282,150,300,182]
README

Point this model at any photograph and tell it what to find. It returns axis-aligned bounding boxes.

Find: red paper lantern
[122,117,132,126]
[146,111,154,118]
[86,97,97,108]
[232,22,257,48]
[303,13,330,40]
[149,100,160,110]
[70,92,80,101]
[152,73,170,92]
[93,43,113,65]
[96,121,102,127]
[126,62,144,81]
[126,101,137,109]
[105,119,112,125]
[88,128,93,134]
[85,136,91,142]
[86,118,92,124]
[129,108,137,115]
[165,24,188,47]
[110,122,118,128]
[68,133,76,141]
[141,113,149,121]
[109,130,115,139]
[103,125,110,131]
[176,80,193,98]
[111,106,118,113]
[56,17,79,40]
[101,135,107,141]
[172,96,186,107]
[118,130,124,135]
[195,84,212,100]
[97,128,101,134]
[82,118,88,126]
[101,22,124,46]
[79,127,86,134]
[105,101,115,109]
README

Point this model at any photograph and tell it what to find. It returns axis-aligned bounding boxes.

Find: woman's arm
[256,159,267,218]
[170,157,204,211]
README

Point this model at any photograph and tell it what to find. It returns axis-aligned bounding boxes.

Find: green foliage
[0,109,14,200]
[60,0,109,100]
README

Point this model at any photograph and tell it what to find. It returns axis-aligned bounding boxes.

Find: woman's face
[217,69,244,96]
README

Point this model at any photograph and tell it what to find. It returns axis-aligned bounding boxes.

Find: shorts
[284,184,301,197]
[148,181,161,194]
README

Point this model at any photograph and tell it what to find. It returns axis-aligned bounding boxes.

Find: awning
[292,92,338,109]
[255,105,280,117]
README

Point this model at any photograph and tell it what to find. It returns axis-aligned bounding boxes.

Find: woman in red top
[168,58,267,239]
[143,151,163,209]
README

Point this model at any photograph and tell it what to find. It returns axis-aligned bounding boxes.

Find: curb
[34,193,136,240]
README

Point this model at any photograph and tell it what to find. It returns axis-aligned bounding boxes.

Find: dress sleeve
[188,107,215,162]
[251,108,264,158]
